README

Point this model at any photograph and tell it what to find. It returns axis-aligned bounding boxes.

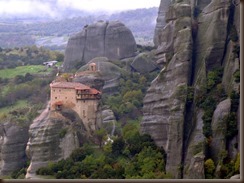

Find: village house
[50,81,101,132]
[43,60,58,67]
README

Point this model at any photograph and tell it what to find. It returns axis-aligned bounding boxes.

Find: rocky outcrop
[141,0,240,179]
[0,121,29,176]
[184,152,205,179]
[193,0,232,83]
[183,109,205,178]
[130,52,158,74]
[211,99,231,163]
[63,21,137,71]
[141,1,193,178]
[25,108,87,179]
[153,0,171,47]
[97,107,117,136]
[75,57,123,94]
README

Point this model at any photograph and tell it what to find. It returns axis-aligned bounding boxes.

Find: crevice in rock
[181,3,200,178]
[104,21,109,57]
[221,3,235,66]
[81,28,88,65]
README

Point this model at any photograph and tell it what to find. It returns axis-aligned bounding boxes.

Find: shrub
[204,159,215,179]
[225,112,238,140]
[233,70,240,83]
[234,153,240,173]
[59,128,67,138]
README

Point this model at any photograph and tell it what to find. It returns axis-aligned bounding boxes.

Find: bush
[233,70,240,83]
[59,128,67,138]
[204,159,215,179]
[225,112,238,140]
[234,153,240,173]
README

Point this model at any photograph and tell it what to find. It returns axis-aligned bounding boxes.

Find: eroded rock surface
[141,1,193,178]
[0,121,29,176]
[25,108,87,179]
[63,21,136,71]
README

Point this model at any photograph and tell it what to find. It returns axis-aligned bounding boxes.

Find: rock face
[0,121,29,176]
[63,21,137,71]
[25,108,87,179]
[183,109,205,179]
[211,99,231,163]
[141,1,193,178]
[130,52,158,74]
[75,57,123,94]
[141,0,240,179]
[153,0,171,47]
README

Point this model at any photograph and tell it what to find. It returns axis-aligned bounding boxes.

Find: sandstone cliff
[63,21,137,71]
[0,121,29,176]
[141,1,193,178]
[25,108,87,179]
[141,0,240,179]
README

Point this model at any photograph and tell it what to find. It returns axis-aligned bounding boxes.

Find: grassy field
[0,65,51,79]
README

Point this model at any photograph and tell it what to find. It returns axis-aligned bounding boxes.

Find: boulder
[131,52,158,74]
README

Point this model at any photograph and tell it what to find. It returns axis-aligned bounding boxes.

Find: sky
[0,0,161,18]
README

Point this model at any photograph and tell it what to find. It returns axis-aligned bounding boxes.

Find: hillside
[0,7,158,50]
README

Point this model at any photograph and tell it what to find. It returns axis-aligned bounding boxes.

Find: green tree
[95,128,107,148]
[112,137,125,156]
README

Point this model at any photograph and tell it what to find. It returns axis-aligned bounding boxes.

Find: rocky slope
[141,0,240,179]
[63,20,137,71]
[0,121,29,176]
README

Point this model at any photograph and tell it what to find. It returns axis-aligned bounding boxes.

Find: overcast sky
[0,0,161,18]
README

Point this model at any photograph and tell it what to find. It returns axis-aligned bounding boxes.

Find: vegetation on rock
[36,122,169,179]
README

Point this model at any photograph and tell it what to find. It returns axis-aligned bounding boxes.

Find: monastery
[49,63,101,132]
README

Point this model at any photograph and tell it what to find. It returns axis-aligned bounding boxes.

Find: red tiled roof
[90,88,101,95]
[50,82,101,94]
[50,82,90,89]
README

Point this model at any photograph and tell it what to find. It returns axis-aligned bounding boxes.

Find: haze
[0,0,161,18]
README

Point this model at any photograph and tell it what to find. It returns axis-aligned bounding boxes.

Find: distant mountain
[0,7,158,49]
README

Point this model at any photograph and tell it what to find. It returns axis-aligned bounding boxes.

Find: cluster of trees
[0,46,64,69]
[196,68,226,138]
[0,47,59,121]
[0,74,54,123]
[36,122,170,179]
[0,75,52,108]
[103,71,158,123]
